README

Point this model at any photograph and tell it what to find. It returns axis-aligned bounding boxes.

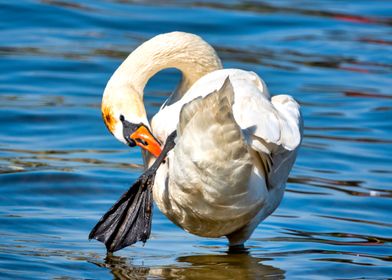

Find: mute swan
[90,32,303,252]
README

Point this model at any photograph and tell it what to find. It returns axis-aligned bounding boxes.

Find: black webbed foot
[89,131,177,253]
[88,174,155,252]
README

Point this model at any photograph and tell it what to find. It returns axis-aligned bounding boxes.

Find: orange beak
[130,125,162,158]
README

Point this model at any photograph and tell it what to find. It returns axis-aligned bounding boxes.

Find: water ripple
[0,0,391,279]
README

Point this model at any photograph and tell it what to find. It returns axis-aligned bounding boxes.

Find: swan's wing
[174,68,302,152]
[176,78,252,190]
[237,94,302,150]
[237,91,303,190]
[155,69,302,192]
[182,69,303,191]
[156,68,302,152]
[170,78,261,223]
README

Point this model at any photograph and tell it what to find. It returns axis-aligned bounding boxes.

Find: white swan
[98,32,302,249]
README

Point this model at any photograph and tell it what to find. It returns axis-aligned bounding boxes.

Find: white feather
[103,32,303,246]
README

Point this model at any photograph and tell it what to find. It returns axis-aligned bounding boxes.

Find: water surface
[0,1,391,279]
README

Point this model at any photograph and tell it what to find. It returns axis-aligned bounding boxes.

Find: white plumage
[101,32,303,246]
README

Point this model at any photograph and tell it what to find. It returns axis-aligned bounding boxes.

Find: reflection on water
[92,253,284,280]
[0,0,391,279]
[166,254,284,280]
[92,255,150,280]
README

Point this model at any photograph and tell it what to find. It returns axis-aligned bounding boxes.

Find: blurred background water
[0,0,391,279]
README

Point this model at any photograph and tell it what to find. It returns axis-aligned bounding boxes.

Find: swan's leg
[140,130,177,180]
[226,223,253,251]
[228,244,247,254]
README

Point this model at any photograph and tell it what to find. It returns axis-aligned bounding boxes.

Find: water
[1,0,391,279]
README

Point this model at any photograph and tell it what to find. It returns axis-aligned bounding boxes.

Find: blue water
[1,1,391,279]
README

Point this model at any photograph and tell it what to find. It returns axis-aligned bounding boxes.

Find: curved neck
[107,32,222,102]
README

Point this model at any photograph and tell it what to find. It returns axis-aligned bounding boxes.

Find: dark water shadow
[91,252,284,280]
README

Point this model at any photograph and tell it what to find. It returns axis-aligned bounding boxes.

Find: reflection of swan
[93,253,285,280]
[153,254,285,279]
[100,32,302,248]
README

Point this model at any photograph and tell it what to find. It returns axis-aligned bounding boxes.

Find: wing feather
[170,78,260,222]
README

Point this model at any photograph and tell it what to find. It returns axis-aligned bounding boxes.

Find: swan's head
[101,83,162,158]
[100,31,223,159]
